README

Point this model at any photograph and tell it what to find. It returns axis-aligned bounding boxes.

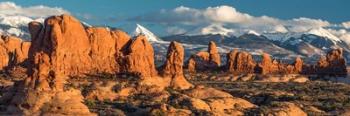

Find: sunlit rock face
[226,50,256,74]
[0,35,30,70]
[160,41,193,90]
[316,48,347,76]
[187,41,221,73]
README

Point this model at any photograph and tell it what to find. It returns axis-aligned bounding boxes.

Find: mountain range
[1,14,350,64]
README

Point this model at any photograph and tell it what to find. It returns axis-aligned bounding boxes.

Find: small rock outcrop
[0,35,30,70]
[187,41,220,72]
[255,53,304,75]
[293,56,303,73]
[257,53,274,75]
[316,49,347,76]
[161,41,193,90]
[226,50,256,73]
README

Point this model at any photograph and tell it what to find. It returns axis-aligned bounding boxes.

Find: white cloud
[0,2,69,40]
[133,5,335,35]
[328,29,350,44]
[0,2,69,18]
[342,21,350,29]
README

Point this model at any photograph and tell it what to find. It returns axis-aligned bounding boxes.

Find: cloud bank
[0,2,69,18]
[133,6,335,34]
[132,5,350,44]
[0,2,69,39]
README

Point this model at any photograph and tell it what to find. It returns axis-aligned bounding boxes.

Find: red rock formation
[161,41,193,89]
[293,56,303,73]
[208,41,221,66]
[226,50,256,73]
[7,14,96,115]
[316,49,347,76]
[187,55,196,73]
[226,49,238,72]
[258,53,273,75]
[29,14,93,80]
[186,41,220,72]
[111,30,131,55]
[86,27,119,73]
[0,35,30,70]
[121,35,158,77]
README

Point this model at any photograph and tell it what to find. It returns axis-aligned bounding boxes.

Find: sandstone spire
[208,41,221,66]
[161,41,193,89]
[294,56,303,73]
[258,53,273,75]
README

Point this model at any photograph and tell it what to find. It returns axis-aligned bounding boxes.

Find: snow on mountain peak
[306,27,341,42]
[246,30,261,36]
[134,24,162,42]
[187,24,235,36]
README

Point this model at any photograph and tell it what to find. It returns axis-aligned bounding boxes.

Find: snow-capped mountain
[0,15,43,40]
[133,24,163,42]
[1,13,350,64]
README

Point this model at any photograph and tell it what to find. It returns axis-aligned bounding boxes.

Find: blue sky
[8,0,350,23]
[3,0,350,36]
